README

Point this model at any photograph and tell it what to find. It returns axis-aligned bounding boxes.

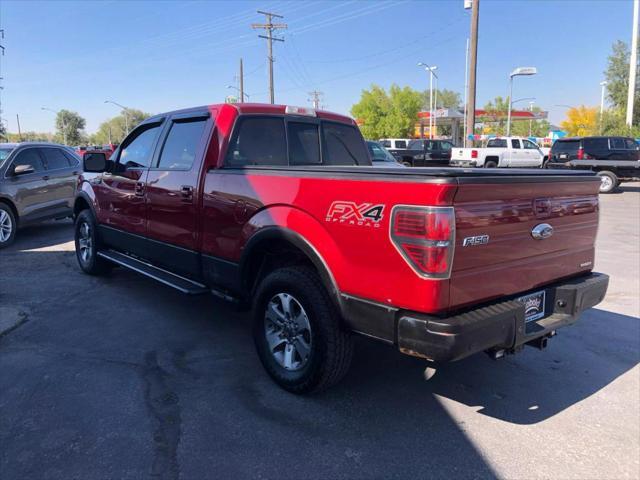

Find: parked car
[388,139,455,167]
[450,137,545,168]
[73,103,608,393]
[379,138,411,150]
[0,142,80,247]
[366,141,406,168]
[546,136,640,193]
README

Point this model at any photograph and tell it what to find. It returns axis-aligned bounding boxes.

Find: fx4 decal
[326,201,385,227]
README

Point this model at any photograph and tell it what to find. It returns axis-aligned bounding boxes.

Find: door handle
[180,185,194,202]
[42,175,50,181]
[135,181,145,196]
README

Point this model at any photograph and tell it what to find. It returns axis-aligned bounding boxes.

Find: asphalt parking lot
[1,183,638,480]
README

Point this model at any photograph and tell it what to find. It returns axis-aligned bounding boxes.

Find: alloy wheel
[78,221,93,263]
[264,293,313,371]
[0,210,12,243]
[600,175,613,192]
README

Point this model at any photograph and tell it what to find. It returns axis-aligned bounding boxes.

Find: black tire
[74,209,112,275]
[541,160,549,169]
[596,170,618,194]
[484,160,498,168]
[0,203,17,249]
[253,266,353,394]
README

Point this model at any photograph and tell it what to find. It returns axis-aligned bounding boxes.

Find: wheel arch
[239,227,342,312]
[73,192,97,219]
[0,196,19,226]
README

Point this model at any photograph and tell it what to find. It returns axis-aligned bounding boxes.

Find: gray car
[0,142,80,248]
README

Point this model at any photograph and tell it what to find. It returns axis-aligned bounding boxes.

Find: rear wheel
[596,171,619,194]
[484,160,498,168]
[253,266,353,394]
[74,210,112,275]
[0,204,16,249]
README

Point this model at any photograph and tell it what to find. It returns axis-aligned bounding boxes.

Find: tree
[5,131,53,142]
[90,109,152,145]
[604,40,640,125]
[560,106,598,137]
[0,121,6,141]
[351,84,423,139]
[432,89,461,109]
[599,108,640,137]
[55,110,86,145]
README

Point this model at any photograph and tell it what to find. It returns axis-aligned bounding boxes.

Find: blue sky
[0,0,633,134]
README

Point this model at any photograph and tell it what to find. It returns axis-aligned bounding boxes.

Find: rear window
[288,122,320,165]
[584,138,609,150]
[407,140,423,149]
[322,122,368,165]
[552,140,579,154]
[486,139,507,148]
[41,148,72,170]
[395,140,407,149]
[225,117,287,166]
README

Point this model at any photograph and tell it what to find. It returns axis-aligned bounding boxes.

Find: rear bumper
[450,160,478,167]
[397,273,609,362]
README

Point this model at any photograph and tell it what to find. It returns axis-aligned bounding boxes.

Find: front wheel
[74,210,112,275]
[596,171,619,194]
[253,266,353,394]
[0,204,17,249]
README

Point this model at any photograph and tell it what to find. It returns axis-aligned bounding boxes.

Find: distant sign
[464,0,473,9]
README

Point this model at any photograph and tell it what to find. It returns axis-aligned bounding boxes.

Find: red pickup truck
[74,103,609,393]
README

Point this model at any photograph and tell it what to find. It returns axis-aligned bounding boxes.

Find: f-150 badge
[462,235,490,246]
[326,201,385,227]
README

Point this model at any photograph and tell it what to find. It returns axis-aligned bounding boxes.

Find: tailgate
[451,148,473,161]
[449,176,600,310]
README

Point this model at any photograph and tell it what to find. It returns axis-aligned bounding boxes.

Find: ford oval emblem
[531,223,554,240]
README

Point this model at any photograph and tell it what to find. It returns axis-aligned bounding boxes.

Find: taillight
[577,147,584,159]
[471,149,478,159]
[390,206,455,279]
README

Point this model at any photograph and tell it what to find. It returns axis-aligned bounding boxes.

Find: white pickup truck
[450,137,545,168]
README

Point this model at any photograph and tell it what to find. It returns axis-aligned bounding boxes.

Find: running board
[97,250,209,295]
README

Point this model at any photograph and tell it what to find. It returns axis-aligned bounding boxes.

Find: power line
[252,10,287,104]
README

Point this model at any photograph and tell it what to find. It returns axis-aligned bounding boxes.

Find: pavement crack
[142,351,182,480]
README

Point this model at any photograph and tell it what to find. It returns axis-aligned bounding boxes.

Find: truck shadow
[2,248,637,478]
[344,307,639,425]
[3,218,74,252]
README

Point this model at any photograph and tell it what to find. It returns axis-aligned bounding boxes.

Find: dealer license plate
[517,290,546,322]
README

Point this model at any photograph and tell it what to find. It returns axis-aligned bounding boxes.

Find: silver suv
[0,142,80,248]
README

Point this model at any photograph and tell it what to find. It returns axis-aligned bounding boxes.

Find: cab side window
[157,119,207,170]
[12,149,45,174]
[511,139,521,149]
[225,117,287,167]
[118,124,163,170]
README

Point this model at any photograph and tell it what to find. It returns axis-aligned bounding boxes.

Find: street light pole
[104,100,130,136]
[227,85,250,101]
[418,63,438,139]
[41,107,66,145]
[506,66,537,137]
[599,80,608,133]
[529,101,535,137]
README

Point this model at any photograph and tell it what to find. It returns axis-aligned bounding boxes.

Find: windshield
[367,141,397,162]
[0,147,15,168]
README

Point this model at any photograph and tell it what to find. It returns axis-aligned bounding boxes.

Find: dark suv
[547,136,640,192]
[0,142,80,247]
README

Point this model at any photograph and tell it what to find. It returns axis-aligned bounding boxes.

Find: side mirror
[84,152,107,173]
[13,164,35,176]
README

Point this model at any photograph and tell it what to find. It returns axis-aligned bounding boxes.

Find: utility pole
[16,114,21,141]
[463,37,469,145]
[626,0,638,126]
[308,90,323,109]
[0,29,5,140]
[239,58,245,104]
[252,11,287,104]
[465,0,479,146]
